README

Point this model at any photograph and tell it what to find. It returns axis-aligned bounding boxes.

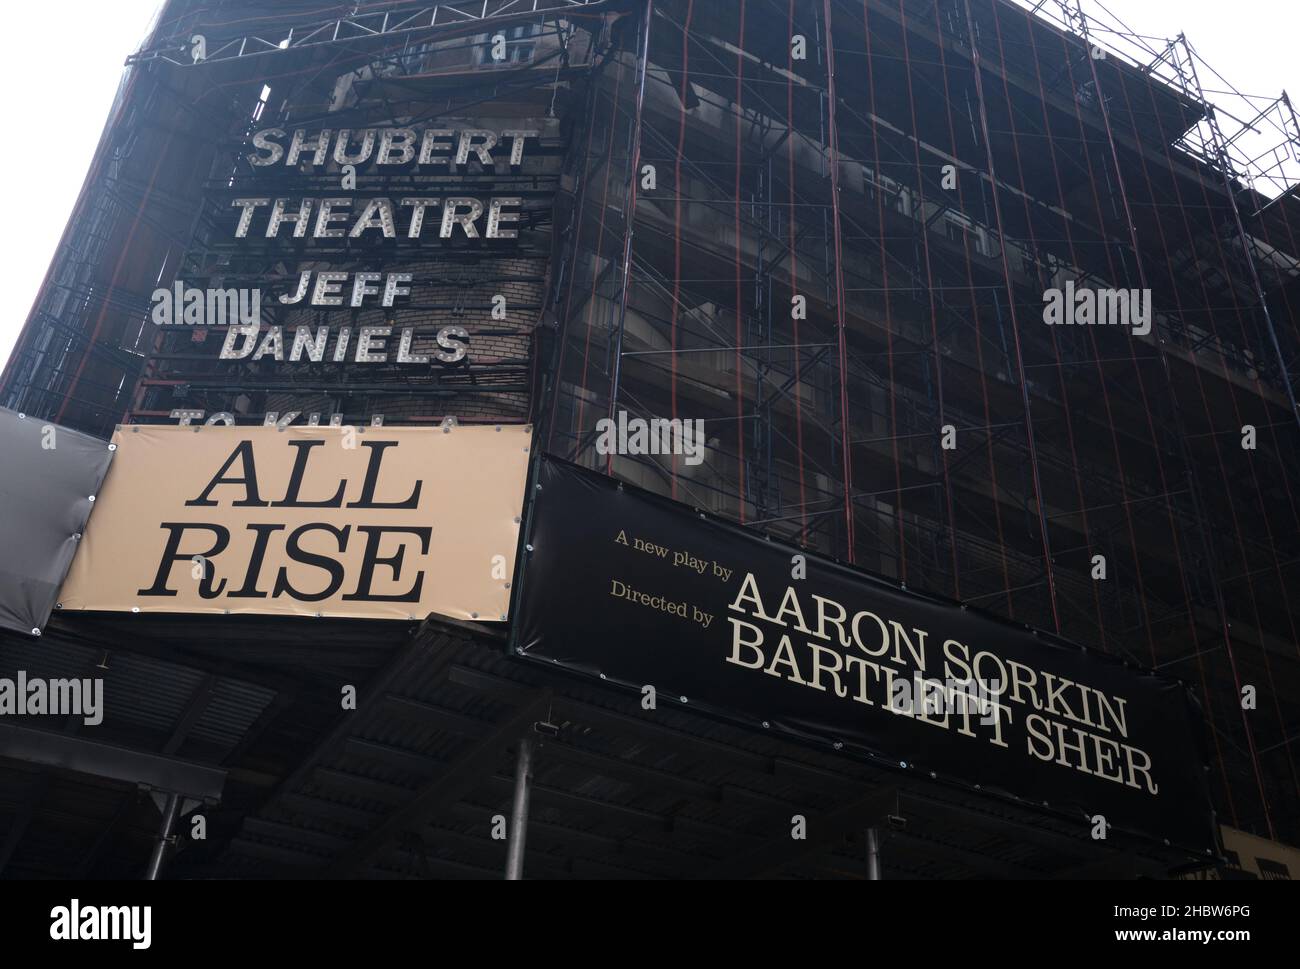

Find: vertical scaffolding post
[605,0,655,473]
[144,792,180,881]
[822,0,856,562]
[505,735,536,881]
[865,827,881,881]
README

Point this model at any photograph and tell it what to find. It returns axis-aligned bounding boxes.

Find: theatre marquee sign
[511,457,1218,853]
[149,120,555,373]
[58,424,530,623]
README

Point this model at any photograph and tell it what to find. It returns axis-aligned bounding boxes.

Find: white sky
[0,0,1296,366]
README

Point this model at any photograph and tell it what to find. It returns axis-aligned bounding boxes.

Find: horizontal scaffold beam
[127,0,617,68]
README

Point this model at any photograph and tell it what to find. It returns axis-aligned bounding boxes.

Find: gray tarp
[0,407,113,635]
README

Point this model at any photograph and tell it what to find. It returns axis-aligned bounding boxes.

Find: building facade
[1,0,1298,876]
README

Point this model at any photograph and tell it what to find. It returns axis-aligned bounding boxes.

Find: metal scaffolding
[542,0,1300,843]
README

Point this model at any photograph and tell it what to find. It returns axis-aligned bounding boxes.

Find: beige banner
[59,423,531,622]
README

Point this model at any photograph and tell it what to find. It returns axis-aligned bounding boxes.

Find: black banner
[512,455,1218,855]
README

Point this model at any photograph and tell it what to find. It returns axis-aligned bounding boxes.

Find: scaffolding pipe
[505,735,536,881]
[866,828,881,881]
[822,0,857,563]
[144,792,180,881]
[605,0,654,473]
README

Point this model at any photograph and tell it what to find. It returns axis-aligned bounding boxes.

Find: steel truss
[127,0,617,68]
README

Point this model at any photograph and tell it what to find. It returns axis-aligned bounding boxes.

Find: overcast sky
[0,0,1296,366]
